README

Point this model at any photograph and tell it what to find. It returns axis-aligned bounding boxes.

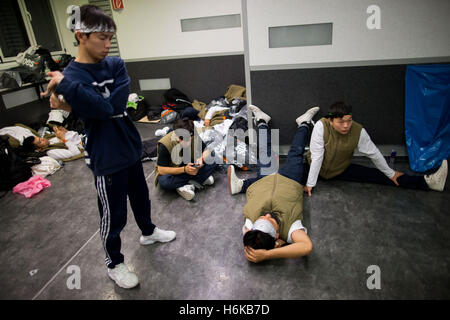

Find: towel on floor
[13,175,51,198]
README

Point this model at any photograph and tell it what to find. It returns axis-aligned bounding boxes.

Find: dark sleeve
[157,143,172,166]
[56,59,130,119]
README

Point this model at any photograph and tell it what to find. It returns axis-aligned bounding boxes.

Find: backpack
[127,95,148,121]
[163,88,192,112]
[160,109,178,124]
[0,135,33,191]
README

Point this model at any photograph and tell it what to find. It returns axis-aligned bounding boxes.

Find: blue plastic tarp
[405,64,450,172]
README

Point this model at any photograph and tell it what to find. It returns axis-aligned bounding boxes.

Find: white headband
[252,220,277,239]
[66,5,115,33]
[74,22,115,33]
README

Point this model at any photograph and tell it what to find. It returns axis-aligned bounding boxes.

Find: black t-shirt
[156,143,172,166]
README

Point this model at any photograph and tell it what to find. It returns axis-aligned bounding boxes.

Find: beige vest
[224,84,246,101]
[243,173,303,241]
[307,118,363,179]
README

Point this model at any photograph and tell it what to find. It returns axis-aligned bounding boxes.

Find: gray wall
[0,95,49,128]
[125,54,246,107]
[251,64,410,145]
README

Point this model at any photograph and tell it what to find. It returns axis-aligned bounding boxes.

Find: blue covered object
[405,64,450,172]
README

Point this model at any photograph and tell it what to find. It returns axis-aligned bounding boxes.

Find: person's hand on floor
[304,186,313,197]
[390,171,404,186]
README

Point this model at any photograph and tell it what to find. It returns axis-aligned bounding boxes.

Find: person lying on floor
[22,125,83,161]
[227,105,317,263]
[0,124,84,161]
[304,101,448,196]
[154,118,217,201]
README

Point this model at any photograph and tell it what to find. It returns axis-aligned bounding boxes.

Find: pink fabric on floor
[13,175,51,198]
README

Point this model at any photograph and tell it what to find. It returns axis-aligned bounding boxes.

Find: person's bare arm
[244,229,313,263]
[157,163,199,176]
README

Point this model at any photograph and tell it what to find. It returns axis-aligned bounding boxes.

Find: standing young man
[41,5,176,289]
[305,102,448,196]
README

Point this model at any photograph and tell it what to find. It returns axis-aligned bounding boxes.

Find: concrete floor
[0,122,449,300]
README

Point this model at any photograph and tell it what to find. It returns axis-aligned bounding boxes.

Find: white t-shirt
[307,120,395,187]
[46,130,83,160]
[0,126,34,144]
[243,218,307,244]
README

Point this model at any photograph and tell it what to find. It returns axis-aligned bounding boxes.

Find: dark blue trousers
[181,107,200,120]
[94,160,156,269]
[241,124,309,192]
[158,163,217,189]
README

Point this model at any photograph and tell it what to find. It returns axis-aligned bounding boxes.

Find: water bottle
[389,150,396,169]
[44,61,50,75]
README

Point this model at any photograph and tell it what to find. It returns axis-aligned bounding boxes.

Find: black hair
[325,101,352,119]
[173,118,195,139]
[22,136,36,152]
[243,230,276,250]
[73,5,117,44]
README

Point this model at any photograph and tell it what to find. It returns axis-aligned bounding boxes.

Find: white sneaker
[227,165,244,195]
[424,159,447,191]
[203,175,214,186]
[155,126,170,137]
[249,104,271,124]
[107,263,139,289]
[140,227,176,245]
[176,184,195,200]
[295,106,320,126]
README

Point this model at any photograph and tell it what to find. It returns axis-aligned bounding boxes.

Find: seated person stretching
[227,105,319,263]
[304,102,447,196]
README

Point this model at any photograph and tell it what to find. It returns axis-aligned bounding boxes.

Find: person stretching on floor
[304,101,447,196]
[227,105,319,263]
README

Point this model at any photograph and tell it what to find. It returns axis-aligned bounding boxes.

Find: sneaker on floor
[227,165,244,195]
[203,175,214,186]
[424,159,447,191]
[155,126,170,137]
[107,263,139,289]
[295,106,320,126]
[176,184,195,200]
[249,104,271,124]
[140,227,176,245]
